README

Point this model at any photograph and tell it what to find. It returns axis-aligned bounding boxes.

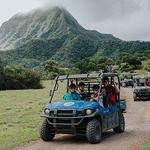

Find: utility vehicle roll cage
[49,73,120,103]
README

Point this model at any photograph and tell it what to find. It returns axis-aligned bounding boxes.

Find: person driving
[64,83,81,101]
[145,78,150,86]
[102,77,119,107]
[78,82,86,100]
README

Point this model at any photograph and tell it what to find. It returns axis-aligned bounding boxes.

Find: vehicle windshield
[49,80,67,101]
[51,78,101,101]
[50,76,119,102]
[134,77,150,87]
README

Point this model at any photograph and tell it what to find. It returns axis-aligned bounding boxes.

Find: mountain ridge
[0,7,118,50]
[0,7,150,67]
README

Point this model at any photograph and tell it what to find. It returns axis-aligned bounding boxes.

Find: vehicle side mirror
[49,90,52,96]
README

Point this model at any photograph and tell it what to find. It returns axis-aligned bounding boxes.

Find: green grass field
[0,80,149,150]
[141,143,150,150]
[0,80,66,150]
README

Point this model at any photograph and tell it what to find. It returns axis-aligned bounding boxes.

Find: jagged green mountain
[0,7,117,50]
[0,7,150,67]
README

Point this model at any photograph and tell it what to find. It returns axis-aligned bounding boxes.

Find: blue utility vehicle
[40,73,126,143]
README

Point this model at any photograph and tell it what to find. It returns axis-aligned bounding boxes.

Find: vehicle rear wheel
[40,119,55,141]
[114,113,125,133]
[86,119,102,144]
[133,93,138,101]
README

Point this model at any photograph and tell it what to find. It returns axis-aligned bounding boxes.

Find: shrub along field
[0,80,66,150]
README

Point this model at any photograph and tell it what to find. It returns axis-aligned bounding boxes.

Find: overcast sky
[0,0,150,41]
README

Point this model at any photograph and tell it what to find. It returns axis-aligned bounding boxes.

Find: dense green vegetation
[4,65,42,89]
[0,7,150,89]
[0,60,42,90]
[75,57,113,73]
[42,60,80,79]
[117,51,150,72]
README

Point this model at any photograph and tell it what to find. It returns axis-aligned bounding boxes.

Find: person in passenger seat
[145,78,150,86]
[102,77,119,107]
[78,82,86,100]
[90,85,100,101]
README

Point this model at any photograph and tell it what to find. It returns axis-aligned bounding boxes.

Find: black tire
[133,93,137,101]
[86,119,102,144]
[40,119,55,141]
[114,113,125,133]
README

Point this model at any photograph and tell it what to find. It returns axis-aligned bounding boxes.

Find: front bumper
[41,112,97,126]
[134,92,150,100]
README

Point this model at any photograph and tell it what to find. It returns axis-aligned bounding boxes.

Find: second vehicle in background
[133,75,150,101]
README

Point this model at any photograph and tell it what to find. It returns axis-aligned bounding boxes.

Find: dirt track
[13,88,150,150]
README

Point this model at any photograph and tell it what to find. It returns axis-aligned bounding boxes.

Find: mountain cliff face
[0,7,150,67]
[0,7,117,50]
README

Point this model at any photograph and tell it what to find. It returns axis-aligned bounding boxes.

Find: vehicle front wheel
[114,113,125,133]
[86,119,102,144]
[40,119,55,141]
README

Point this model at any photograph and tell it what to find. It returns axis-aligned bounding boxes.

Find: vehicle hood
[47,100,100,110]
[134,86,150,90]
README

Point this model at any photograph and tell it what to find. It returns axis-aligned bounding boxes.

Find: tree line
[0,58,42,90]
[0,50,149,90]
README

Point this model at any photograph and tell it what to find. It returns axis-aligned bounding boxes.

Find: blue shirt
[63,92,81,101]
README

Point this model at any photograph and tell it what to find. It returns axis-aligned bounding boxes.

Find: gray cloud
[1,0,150,41]
[39,0,150,41]
[42,0,141,21]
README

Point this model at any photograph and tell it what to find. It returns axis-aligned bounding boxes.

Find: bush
[3,65,42,90]
[0,58,5,90]
[119,63,134,72]
[144,61,150,72]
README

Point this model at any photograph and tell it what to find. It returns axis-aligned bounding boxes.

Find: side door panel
[109,103,119,128]
[101,107,111,131]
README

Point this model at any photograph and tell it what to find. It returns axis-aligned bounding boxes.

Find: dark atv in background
[120,79,134,88]
[133,76,150,101]
[40,73,127,144]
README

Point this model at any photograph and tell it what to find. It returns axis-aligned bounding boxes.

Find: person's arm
[90,93,100,101]
[63,94,66,100]
[114,83,120,93]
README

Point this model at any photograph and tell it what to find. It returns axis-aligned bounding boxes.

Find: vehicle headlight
[44,108,50,115]
[86,109,93,115]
